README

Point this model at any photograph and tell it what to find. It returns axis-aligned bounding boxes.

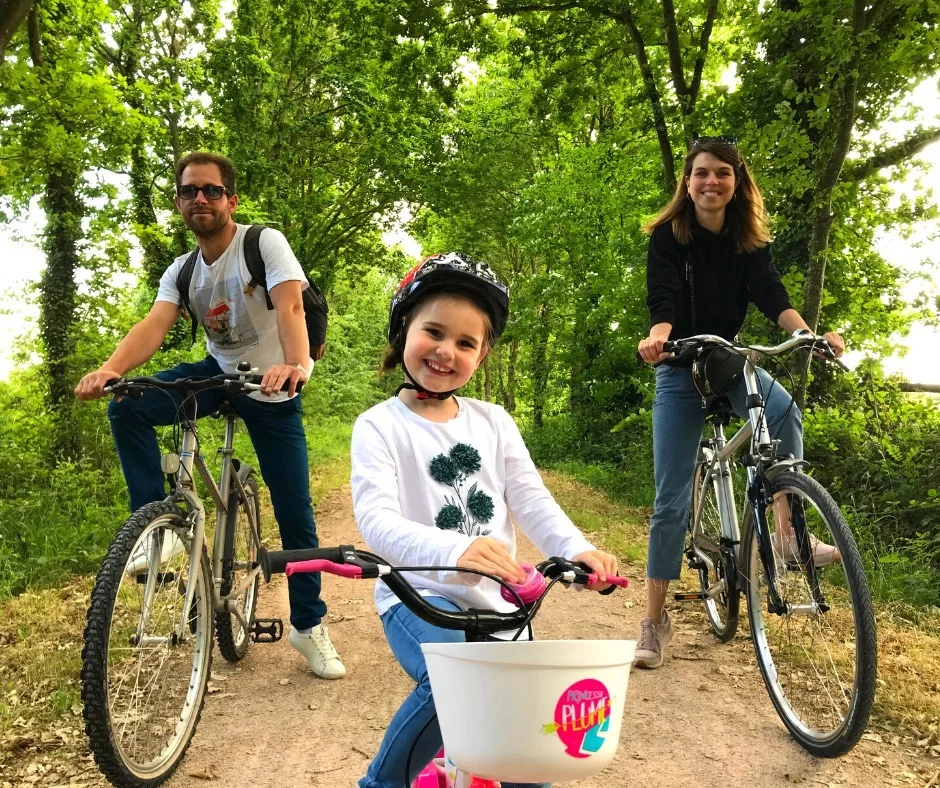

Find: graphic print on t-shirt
[199,276,259,349]
[429,443,495,537]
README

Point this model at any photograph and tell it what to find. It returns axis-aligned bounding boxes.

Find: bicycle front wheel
[691,460,739,641]
[82,500,214,786]
[216,473,261,662]
[742,471,877,757]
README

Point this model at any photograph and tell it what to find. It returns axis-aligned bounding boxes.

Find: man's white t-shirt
[351,396,596,617]
[156,224,310,402]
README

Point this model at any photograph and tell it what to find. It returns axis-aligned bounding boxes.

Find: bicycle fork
[749,473,829,616]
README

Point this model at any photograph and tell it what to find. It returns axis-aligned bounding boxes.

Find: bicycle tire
[82,500,214,787]
[742,471,877,757]
[691,460,739,642]
[216,473,261,662]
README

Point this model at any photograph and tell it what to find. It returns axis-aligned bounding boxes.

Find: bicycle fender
[236,462,256,485]
[764,459,808,482]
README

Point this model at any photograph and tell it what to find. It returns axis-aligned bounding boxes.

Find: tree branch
[661,0,688,103]
[26,1,39,67]
[688,0,720,115]
[616,3,675,189]
[0,0,34,63]
[849,127,940,182]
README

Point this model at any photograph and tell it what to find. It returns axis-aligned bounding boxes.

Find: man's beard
[183,209,229,238]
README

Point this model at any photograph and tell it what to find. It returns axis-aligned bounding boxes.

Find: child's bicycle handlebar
[258,545,628,640]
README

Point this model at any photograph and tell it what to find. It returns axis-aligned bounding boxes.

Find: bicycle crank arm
[216,564,262,612]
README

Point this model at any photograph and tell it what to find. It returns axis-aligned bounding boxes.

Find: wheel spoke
[82,505,213,782]
[691,460,739,641]
[745,474,876,756]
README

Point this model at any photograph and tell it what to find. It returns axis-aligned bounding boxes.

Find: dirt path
[159,485,933,788]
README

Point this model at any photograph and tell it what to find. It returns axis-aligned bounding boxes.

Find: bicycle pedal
[250,618,283,643]
[135,572,177,584]
[674,591,708,602]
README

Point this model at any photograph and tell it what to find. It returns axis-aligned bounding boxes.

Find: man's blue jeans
[360,596,549,788]
[647,363,802,581]
[108,355,327,630]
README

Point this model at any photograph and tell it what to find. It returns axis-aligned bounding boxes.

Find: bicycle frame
[146,397,263,643]
[689,345,817,613]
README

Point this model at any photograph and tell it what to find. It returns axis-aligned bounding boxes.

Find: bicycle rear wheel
[742,471,877,757]
[690,460,739,641]
[82,500,213,786]
[216,473,261,662]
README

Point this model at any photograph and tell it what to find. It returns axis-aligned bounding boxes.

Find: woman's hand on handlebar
[822,330,845,359]
[573,550,619,592]
[637,324,673,364]
[458,537,528,584]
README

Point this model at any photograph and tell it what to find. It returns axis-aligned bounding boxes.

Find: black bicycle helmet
[388,252,510,400]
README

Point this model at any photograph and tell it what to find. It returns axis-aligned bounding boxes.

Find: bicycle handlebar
[658,331,849,371]
[257,545,628,639]
[104,371,304,399]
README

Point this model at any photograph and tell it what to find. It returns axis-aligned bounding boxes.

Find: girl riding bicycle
[636,136,847,670]
[351,253,619,788]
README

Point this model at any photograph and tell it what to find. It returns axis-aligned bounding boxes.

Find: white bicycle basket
[422,639,635,783]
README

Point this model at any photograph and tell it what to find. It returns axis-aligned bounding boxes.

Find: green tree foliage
[0,0,133,453]
[0,0,938,602]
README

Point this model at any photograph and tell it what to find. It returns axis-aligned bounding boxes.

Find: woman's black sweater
[646,219,793,346]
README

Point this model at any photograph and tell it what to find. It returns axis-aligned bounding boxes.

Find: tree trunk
[531,305,551,428]
[795,0,865,410]
[483,355,492,401]
[506,339,518,413]
[130,146,170,290]
[39,164,82,456]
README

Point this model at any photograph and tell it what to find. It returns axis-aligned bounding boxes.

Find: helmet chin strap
[396,362,457,401]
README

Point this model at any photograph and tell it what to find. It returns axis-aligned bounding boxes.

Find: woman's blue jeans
[647,364,802,581]
[107,355,327,630]
[360,596,549,788]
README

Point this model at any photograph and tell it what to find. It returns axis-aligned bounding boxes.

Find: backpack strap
[243,224,274,310]
[176,247,201,346]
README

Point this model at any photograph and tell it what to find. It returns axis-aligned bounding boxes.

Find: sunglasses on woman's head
[691,135,737,147]
[177,184,229,201]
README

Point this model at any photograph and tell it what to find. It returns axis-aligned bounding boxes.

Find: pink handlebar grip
[285,559,363,579]
[500,562,547,606]
[588,573,629,588]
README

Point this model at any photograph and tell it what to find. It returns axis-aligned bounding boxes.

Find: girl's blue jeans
[647,364,803,581]
[359,596,549,788]
[107,355,327,630]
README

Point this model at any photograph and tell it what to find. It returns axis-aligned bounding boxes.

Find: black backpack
[175,224,328,356]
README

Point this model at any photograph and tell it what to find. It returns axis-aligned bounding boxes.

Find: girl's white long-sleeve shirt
[350,396,596,616]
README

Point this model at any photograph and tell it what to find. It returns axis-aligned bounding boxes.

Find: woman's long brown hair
[643,139,771,254]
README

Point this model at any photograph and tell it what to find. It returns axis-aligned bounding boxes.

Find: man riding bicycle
[74,151,345,680]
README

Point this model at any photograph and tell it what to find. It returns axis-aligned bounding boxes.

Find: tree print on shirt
[429,443,495,537]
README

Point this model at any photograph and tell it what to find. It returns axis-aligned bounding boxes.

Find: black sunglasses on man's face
[177,184,229,201]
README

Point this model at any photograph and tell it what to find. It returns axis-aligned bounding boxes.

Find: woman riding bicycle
[351,253,619,788]
[635,136,846,670]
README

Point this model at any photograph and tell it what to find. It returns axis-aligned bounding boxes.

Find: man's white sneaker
[125,531,186,577]
[288,624,346,679]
